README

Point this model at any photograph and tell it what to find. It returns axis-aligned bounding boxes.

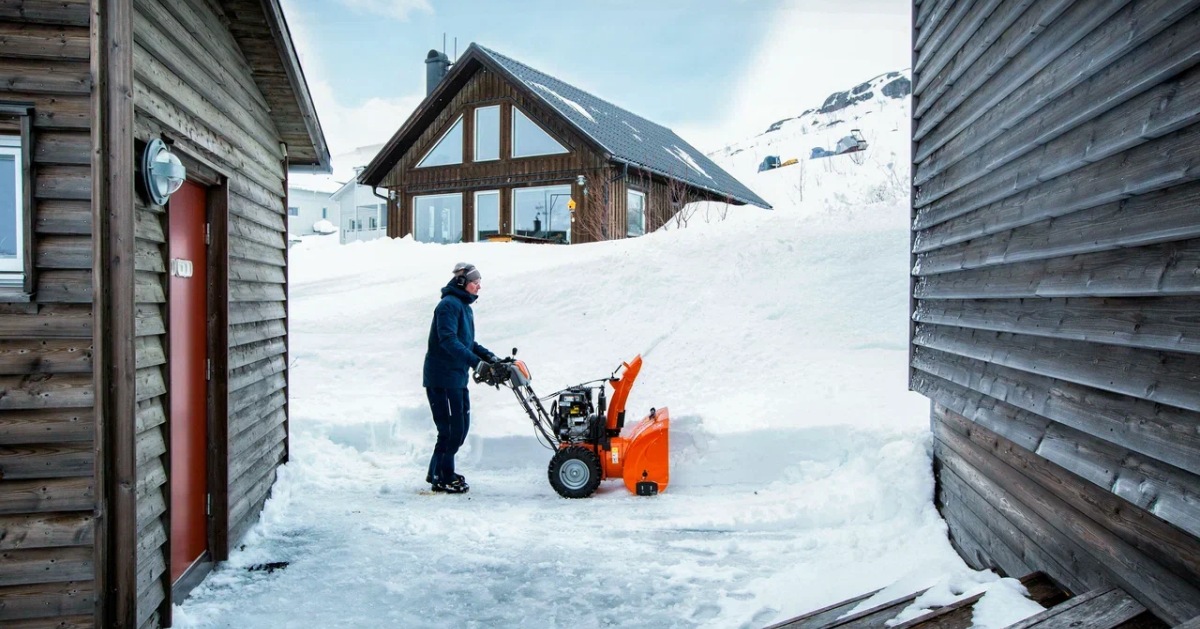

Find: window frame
[473,105,500,162]
[511,107,569,159]
[474,189,500,242]
[411,192,464,244]
[512,184,572,244]
[287,206,299,216]
[416,114,465,168]
[0,104,33,301]
[626,189,646,238]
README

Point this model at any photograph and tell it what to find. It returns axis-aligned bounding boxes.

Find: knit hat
[453,262,481,283]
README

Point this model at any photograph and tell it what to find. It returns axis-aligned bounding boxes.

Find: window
[513,185,571,243]
[512,108,567,158]
[369,217,377,230]
[474,105,500,162]
[627,190,646,238]
[321,208,327,219]
[0,133,25,291]
[288,206,299,216]
[475,190,499,241]
[417,115,463,168]
[379,203,388,228]
[413,193,463,244]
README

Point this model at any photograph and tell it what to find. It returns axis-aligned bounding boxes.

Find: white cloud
[336,0,432,21]
[280,0,425,161]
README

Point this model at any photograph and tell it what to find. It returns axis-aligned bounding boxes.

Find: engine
[554,387,597,442]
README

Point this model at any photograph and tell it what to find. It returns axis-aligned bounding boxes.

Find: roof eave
[611,157,772,210]
[262,0,331,172]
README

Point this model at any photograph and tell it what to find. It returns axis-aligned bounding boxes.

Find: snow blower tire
[548,446,602,498]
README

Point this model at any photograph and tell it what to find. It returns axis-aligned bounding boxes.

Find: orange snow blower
[475,351,669,498]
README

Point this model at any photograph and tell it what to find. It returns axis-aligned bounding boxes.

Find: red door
[168,180,209,582]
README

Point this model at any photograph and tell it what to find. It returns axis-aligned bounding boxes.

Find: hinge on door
[206,358,211,381]
[205,222,211,246]
[206,494,211,516]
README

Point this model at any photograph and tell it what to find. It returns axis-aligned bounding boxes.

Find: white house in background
[288,143,388,244]
[334,167,389,244]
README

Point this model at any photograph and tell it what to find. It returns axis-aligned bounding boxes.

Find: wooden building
[358,44,770,245]
[0,0,329,627]
[910,0,1200,625]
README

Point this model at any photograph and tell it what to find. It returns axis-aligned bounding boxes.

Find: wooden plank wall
[910,0,1200,624]
[0,1,98,626]
[131,0,288,625]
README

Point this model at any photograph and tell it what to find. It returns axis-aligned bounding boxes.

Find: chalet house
[0,0,329,627]
[358,44,770,245]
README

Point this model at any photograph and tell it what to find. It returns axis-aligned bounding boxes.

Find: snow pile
[174,70,1048,629]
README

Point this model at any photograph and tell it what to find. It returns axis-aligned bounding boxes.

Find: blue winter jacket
[423,280,497,388]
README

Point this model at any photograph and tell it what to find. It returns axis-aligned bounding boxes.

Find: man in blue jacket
[423,262,499,493]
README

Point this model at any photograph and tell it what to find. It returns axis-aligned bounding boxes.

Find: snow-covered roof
[475,45,769,209]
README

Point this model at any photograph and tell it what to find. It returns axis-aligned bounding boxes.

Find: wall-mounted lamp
[576,174,587,186]
[141,138,186,206]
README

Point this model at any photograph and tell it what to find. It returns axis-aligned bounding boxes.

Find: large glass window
[0,135,23,285]
[413,193,463,244]
[417,115,464,168]
[513,185,571,244]
[474,106,499,162]
[288,206,299,216]
[512,108,567,158]
[475,190,500,241]
[627,189,646,238]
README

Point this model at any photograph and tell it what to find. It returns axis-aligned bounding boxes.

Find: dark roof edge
[263,0,331,172]
[614,157,772,209]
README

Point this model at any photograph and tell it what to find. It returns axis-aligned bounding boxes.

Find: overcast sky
[278,0,911,159]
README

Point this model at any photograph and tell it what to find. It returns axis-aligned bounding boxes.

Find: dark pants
[426,387,471,483]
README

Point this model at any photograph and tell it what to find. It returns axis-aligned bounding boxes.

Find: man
[422,262,499,493]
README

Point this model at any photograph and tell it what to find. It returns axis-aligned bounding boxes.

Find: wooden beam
[0,513,93,550]
[0,339,93,375]
[0,581,94,621]
[0,477,94,514]
[1004,587,1147,629]
[936,411,1200,623]
[914,324,1200,412]
[912,347,1200,478]
[912,297,1200,355]
[914,238,1200,299]
[915,180,1200,274]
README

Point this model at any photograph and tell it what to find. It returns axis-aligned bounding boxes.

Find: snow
[531,81,597,123]
[174,70,1048,628]
[311,219,337,234]
[665,144,713,179]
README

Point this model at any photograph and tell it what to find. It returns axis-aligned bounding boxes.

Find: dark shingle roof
[474,45,770,209]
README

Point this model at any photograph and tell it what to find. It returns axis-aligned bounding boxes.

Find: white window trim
[512,185,571,244]
[416,114,464,168]
[412,192,464,244]
[473,106,500,163]
[511,107,568,159]
[627,189,646,238]
[474,190,500,242]
[0,135,24,285]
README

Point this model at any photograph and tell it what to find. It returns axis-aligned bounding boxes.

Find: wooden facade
[0,0,328,626]
[362,45,765,244]
[910,0,1200,625]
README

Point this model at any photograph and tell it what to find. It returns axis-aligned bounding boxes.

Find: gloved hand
[476,361,493,380]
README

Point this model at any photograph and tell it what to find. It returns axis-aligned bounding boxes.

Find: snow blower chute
[475,351,669,498]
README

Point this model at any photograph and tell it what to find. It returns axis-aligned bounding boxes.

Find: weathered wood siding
[910,0,1200,624]
[0,2,97,627]
[132,0,288,625]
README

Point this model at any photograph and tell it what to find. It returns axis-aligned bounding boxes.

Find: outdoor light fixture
[141,138,186,206]
[576,174,587,186]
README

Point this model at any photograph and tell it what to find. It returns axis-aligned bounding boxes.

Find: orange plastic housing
[602,407,670,494]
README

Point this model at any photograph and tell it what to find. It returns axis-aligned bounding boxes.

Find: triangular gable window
[417,115,464,168]
[512,108,568,158]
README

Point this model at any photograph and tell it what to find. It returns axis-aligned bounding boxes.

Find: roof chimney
[425,49,451,96]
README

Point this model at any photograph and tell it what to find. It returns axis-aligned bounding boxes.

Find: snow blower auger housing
[476,351,669,498]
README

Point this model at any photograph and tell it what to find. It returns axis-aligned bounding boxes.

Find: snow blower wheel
[548,446,602,498]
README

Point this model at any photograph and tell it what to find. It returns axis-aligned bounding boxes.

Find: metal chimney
[425,49,451,96]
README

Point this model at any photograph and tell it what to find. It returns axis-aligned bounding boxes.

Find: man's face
[465,278,482,295]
